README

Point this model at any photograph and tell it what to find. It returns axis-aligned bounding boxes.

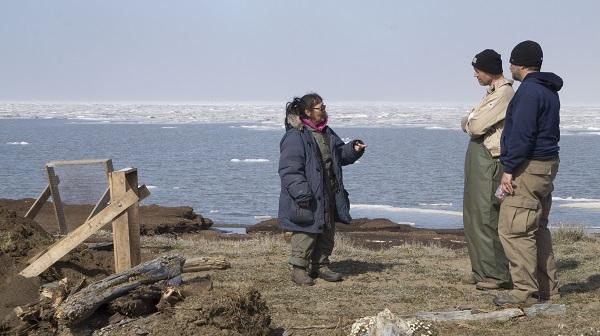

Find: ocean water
[1,103,599,230]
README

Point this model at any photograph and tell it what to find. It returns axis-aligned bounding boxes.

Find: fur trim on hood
[285,112,303,130]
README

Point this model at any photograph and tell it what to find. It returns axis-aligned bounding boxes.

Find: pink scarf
[301,116,329,132]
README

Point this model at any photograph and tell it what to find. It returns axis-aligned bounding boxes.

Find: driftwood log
[183,256,230,273]
[55,254,185,326]
[415,308,524,321]
[414,303,566,321]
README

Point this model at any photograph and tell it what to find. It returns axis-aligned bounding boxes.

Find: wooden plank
[19,189,139,278]
[24,184,51,220]
[104,159,114,177]
[138,184,150,201]
[46,166,68,235]
[110,169,141,273]
[125,169,141,269]
[85,187,110,223]
[47,159,112,167]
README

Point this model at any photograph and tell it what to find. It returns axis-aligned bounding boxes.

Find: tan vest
[464,77,514,157]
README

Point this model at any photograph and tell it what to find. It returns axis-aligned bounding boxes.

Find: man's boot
[291,266,314,286]
[313,265,343,282]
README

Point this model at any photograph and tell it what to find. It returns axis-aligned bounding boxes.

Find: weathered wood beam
[24,184,51,220]
[85,187,110,223]
[110,169,141,273]
[46,165,68,235]
[55,254,185,326]
[183,257,230,273]
[19,189,140,278]
[46,159,112,167]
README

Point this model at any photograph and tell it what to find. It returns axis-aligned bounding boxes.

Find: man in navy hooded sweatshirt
[493,40,563,307]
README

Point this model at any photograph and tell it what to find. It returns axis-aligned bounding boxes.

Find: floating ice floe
[230,158,270,163]
[553,196,600,202]
[351,204,463,216]
[1,102,598,131]
[418,202,453,207]
[425,126,453,130]
[560,202,600,209]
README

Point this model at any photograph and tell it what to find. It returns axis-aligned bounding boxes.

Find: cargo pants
[498,158,560,300]
[289,221,335,268]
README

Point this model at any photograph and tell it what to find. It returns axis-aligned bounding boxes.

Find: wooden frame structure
[25,159,114,235]
[21,160,150,278]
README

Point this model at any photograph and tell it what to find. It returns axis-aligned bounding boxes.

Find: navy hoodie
[500,72,563,174]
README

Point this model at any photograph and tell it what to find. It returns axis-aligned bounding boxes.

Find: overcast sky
[1,0,598,104]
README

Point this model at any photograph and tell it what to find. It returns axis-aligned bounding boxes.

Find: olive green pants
[463,139,511,286]
[499,159,559,300]
[289,222,335,268]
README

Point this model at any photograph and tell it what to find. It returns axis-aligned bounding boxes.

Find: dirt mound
[0,207,53,331]
[0,199,214,236]
[100,287,271,336]
[0,207,54,260]
[248,217,467,250]
[40,247,114,284]
[140,205,213,235]
[248,217,457,233]
[0,206,115,332]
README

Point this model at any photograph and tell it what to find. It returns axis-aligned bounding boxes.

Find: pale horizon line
[1,100,599,107]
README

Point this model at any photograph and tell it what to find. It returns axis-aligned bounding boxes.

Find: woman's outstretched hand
[354,141,367,152]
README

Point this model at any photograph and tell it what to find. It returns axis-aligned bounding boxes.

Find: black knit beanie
[471,49,503,75]
[510,40,543,67]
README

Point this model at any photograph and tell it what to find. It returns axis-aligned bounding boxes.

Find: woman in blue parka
[278,93,366,285]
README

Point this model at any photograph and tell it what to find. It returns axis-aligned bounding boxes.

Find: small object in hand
[495,185,506,200]
[353,140,366,152]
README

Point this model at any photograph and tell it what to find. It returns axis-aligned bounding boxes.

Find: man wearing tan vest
[494,40,563,307]
[461,49,513,291]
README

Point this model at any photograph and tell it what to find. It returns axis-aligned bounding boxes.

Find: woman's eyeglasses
[312,104,326,112]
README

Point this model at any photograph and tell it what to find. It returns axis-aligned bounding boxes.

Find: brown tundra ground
[145,226,600,336]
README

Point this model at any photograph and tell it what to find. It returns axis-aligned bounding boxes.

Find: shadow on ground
[330,259,398,277]
[561,274,600,294]
[556,258,580,271]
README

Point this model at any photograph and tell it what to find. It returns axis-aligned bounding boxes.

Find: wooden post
[24,184,51,220]
[46,166,68,235]
[19,189,140,278]
[109,168,141,273]
[104,159,114,178]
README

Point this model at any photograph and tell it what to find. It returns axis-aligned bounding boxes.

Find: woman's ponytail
[286,97,302,116]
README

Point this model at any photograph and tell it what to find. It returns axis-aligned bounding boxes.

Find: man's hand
[501,173,514,194]
[460,116,468,132]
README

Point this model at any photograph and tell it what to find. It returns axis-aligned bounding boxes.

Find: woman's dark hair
[285,93,323,118]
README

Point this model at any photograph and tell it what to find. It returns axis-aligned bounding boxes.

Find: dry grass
[552,224,588,244]
[142,231,600,336]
